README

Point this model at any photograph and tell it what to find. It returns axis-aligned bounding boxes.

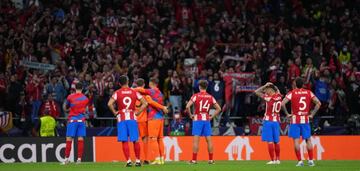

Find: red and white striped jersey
[285,88,316,124]
[263,93,282,122]
[112,87,142,122]
[190,91,217,121]
[93,79,106,96]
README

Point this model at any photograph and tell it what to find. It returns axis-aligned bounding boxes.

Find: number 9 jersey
[112,87,143,122]
[190,92,217,121]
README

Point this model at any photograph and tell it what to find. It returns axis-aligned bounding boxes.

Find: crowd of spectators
[0,0,359,135]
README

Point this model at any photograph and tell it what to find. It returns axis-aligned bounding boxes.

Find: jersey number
[272,101,281,113]
[199,100,210,111]
[123,97,132,109]
[299,97,307,111]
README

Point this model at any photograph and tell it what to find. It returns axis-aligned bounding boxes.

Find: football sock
[295,149,301,161]
[143,139,149,161]
[77,139,84,159]
[308,148,314,160]
[158,138,164,157]
[150,137,160,159]
[134,142,141,160]
[122,142,130,160]
[65,140,72,158]
[192,153,197,161]
[209,153,213,160]
[268,144,275,161]
[275,143,280,160]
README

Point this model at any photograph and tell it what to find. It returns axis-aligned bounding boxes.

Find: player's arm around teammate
[186,80,221,164]
[134,78,168,164]
[107,75,148,167]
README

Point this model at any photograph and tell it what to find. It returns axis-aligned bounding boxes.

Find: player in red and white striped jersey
[254,82,282,164]
[186,80,221,164]
[281,77,321,167]
[107,75,148,167]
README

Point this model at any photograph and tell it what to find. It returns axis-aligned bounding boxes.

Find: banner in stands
[94,136,360,161]
[223,72,259,93]
[20,60,56,70]
[0,111,13,132]
[0,137,93,163]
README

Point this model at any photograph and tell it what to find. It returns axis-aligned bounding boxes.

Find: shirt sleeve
[65,96,70,106]
[211,96,217,104]
[310,91,315,99]
[86,97,90,106]
[145,95,165,110]
[190,94,196,102]
[134,87,151,95]
[111,92,117,100]
[285,92,292,100]
[136,92,143,100]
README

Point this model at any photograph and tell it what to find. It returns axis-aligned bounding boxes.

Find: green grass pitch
[1,161,359,171]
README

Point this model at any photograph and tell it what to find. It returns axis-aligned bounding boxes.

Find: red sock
[77,139,84,159]
[122,142,130,160]
[295,149,301,161]
[275,143,280,160]
[209,153,213,160]
[192,153,197,161]
[308,148,313,160]
[65,140,72,158]
[134,142,141,160]
[268,144,275,161]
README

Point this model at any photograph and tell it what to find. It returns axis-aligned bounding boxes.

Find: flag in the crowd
[0,111,13,132]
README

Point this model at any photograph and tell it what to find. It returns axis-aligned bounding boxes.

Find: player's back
[66,93,89,120]
[285,88,315,124]
[191,91,216,121]
[113,87,141,121]
[263,93,282,122]
[147,88,164,119]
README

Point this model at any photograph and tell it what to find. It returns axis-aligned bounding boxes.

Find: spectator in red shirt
[287,59,300,85]
[40,93,60,118]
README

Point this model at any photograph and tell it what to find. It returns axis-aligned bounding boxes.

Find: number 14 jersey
[190,92,217,121]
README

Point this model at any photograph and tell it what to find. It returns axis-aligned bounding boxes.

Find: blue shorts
[261,121,280,143]
[288,124,311,139]
[192,121,211,136]
[117,120,139,142]
[66,115,86,137]
[66,121,86,137]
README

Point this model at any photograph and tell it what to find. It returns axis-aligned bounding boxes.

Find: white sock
[127,159,132,163]
[136,159,141,163]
